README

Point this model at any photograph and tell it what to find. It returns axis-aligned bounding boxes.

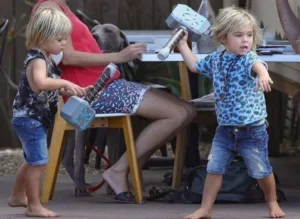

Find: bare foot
[25,205,59,218]
[267,201,285,218]
[8,195,28,208]
[184,208,212,219]
[103,168,128,195]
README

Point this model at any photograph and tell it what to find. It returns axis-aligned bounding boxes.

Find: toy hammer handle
[157,27,186,60]
[83,63,118,103]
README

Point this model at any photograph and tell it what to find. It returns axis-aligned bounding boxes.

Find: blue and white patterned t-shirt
[195,50,268,126]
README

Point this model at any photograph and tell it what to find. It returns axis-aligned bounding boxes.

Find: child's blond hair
[212,6,263,50]
[26,8,72,49]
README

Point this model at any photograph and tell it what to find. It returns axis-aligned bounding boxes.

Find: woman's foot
[103,168,128,195]
[25,205,59,218]
[184,208,212,219]
[267,201,285,218]
[8,195,28,208]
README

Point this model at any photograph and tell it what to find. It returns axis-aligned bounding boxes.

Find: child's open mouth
[240,46,248,51]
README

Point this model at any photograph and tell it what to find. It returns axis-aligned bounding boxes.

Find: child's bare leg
[25,165,59,218]
[258,173,285,218]
[184,174,223,219]
[8,162,28,207]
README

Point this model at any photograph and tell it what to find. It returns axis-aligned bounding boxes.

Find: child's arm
[59,85,93,97]
[176,30,198,73]
[29,58,86,96]
[177,42,198,72]
[252,62,273,92]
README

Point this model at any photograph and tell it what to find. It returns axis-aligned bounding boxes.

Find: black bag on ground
[183,160,286,204]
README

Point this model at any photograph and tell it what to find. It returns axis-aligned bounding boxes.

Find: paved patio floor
[0,156,300,219]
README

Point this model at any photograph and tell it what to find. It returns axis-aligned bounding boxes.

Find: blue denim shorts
[207,122,272,179]
[12,117,48,166]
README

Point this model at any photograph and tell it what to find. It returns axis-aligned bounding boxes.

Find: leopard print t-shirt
[195,50,268,126]
[12,49,61,128]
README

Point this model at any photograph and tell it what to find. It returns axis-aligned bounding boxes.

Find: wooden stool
[41,99,143,204]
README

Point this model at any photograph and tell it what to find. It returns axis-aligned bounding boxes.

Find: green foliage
[124,60,213,98]
[124,60,181,96]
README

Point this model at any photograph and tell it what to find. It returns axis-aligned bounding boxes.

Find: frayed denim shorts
[12,117,48,166]
[207,122,272,179]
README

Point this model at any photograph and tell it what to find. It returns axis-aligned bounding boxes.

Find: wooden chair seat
[41,99,143,204]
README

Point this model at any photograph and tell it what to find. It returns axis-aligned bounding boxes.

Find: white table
[123,30,300,63]
[123,30,172,43]
[140,52,300,63]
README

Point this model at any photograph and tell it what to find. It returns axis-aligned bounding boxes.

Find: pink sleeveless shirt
[33,0,106,87]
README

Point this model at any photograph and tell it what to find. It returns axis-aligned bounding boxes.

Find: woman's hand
[118,43,147,62]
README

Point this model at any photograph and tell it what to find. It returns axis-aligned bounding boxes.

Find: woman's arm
[276,0,300,53]
[62,38,146,66]
[36,1,146,66]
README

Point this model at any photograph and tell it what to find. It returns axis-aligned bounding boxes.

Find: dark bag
[183,160,286,204]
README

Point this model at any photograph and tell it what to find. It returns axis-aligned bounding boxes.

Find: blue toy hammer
[60,63,119,130]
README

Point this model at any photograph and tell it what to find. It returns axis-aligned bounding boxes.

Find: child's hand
[173,28,188,47]
[83,85,94,96]
[257,72,273,92]
[64,81,86,97]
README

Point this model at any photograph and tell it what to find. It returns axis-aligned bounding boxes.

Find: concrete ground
[0,156,300,219]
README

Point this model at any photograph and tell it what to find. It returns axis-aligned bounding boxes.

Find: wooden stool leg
[122,116,143,204]
[172,129,188,189]
[41,113,67,204]
[172,61,191,189]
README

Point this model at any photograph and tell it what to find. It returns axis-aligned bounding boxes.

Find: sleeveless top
[12,50,61,128]
[33,0,106,87]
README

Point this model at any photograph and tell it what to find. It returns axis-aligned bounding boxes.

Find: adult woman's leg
[134,89,196,166]
[103,88,196,194]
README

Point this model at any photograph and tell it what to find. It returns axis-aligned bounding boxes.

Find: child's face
[42,34,68,55]
[222,24,254,55]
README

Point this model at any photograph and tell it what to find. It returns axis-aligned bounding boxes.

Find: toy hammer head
[60,64,119,130]
[166,4,211,42]
[156,4,212,60]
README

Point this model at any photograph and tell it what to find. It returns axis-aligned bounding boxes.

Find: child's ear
[221,36,227,45]
[221,37,226,44]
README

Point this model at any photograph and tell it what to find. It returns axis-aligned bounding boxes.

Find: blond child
[8,8,91,217]
[177,6,285,219]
